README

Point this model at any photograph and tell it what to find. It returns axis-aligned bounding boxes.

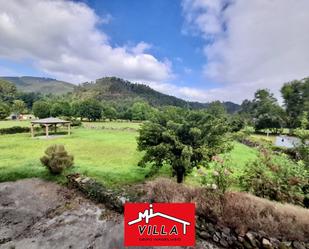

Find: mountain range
[0,76,75,95]
[1,76,240,113]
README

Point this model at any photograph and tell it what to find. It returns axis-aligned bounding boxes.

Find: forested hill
[74,77,240,113]
[0,76,75,95]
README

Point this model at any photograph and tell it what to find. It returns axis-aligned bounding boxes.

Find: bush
[40,145,74,174]
[0,126,30,134]
[240,147,308,206]
[199,156,233,194]
[295,129,309,168]
[70,119,82,127]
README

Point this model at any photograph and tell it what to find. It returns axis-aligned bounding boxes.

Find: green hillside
[74,77,240,113]
[0,76,240,112]
[0,76,75,95]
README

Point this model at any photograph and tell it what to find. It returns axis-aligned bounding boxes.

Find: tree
[17,92,41,109]
[50,101,71,117]
[207,101,227,117]
[0,102,10,120]
[71,101,81,118]
[281,79,309,128]
[79,99,102,121]
[254,113,284,132]
[131,101,154,121]
[252,89,285,133]
[229,114,245,132]
[32,101,51,118]
[0,79,16,103]
[103,105,117,120]
[137,107,232,183]
[12,100,26,116]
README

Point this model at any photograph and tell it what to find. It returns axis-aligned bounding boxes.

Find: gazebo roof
[31,117,70,124]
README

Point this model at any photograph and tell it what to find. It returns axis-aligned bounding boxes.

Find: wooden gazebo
[31,117,71,138]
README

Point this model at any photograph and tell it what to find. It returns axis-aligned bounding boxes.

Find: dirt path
[0,179,220,249]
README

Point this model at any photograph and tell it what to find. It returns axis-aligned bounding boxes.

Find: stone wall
[67,174,134,213]
[196,218,309,249]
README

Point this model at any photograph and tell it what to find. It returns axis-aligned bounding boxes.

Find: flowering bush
[199,155,233,194]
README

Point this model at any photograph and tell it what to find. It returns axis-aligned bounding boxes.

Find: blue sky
[0,0,308,103]
[84,0,208,88]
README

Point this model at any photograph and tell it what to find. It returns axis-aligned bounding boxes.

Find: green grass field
[186,142,258,186]
[0,127,149,186]
[0,120,288,188]
[251,134,276,144]
[82,121,141,130]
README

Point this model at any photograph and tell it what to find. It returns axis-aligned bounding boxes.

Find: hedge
[0,126,30,135]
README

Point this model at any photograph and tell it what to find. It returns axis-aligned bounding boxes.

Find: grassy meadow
[0,123,147,186]
[82,121,141,130]
[0,120,281,188]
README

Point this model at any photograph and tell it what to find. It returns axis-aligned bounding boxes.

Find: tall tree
[131,101,155,121]
[12,100,26,116]
[50,101,71,117]
[79,99,102,121]
[103,104,117,120]
[207,101,227,117]
[0,102,10,120]
[281,78,309,128]
[0,79,16,103]
[252,89,285,132]
[239,99,254,119]
[33,101,51,119]
[137,107,232,183]
[17,92,41,109]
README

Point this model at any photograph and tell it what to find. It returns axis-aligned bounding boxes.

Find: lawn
[187,142,258,186]
[0,120,270,188]
[0,126,149,186]
[251,134,276,144]
[82,121,141,130]
[0,120,142,130]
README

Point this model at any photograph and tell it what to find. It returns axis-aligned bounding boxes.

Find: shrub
[70,119,82,127]
[240,147,308,206]
[143,178,223,221]
[0,126,30,134]
[295,129,309,168]
[222,192,309,241]
[40,145,74,174]
[199,155,233,194]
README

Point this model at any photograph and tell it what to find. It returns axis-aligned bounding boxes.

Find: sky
[0,0,309,104]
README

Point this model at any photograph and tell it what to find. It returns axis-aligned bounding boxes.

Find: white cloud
[182,0,309,103]
[147,81,213,103]
[0,0,172,84]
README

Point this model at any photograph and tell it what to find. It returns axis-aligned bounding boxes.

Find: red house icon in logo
[124,203,195,246]
[128,204,190,234]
